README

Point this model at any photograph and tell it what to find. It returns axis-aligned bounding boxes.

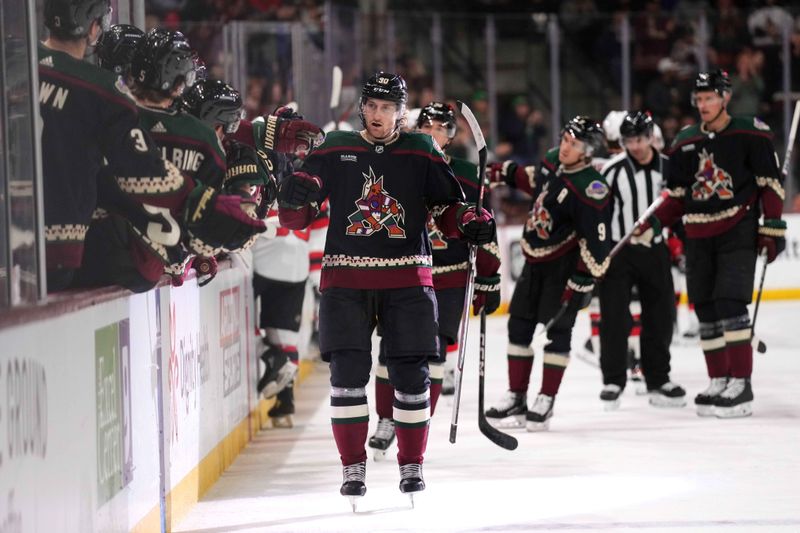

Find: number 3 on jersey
[130,128,149,152]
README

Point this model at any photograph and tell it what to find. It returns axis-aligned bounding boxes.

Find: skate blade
[696,404,716,417]
[648,395,687,408]
[487,414,525,429]
[601,398,621,411]
[347,495,363,513]
[525,419,550,432]
[714,402,753,419]
[270,416,293,428]
[408,493,415,509]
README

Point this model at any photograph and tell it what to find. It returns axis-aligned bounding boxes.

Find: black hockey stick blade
[478,416,518,450]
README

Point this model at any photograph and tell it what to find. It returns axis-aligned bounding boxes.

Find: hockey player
[484,116,612,431]
[95,23,144,76]
[598,111,686,410]
[634,70,785,418]
[277,72,495,506]
[368,102,502,460]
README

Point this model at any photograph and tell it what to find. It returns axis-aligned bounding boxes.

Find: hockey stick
[535,189,670,340]
[750,249,769,354]
[450,101,517,451]
[330,66,343,131]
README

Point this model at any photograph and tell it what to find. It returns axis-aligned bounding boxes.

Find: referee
[598,111,686,409]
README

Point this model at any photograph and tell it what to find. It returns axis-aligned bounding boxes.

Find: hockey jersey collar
[359,130,401,146]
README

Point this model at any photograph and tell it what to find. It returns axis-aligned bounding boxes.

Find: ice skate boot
[694,377,728,417]
[648,381,687,408]
[525,394,555,432]
[599,384,623,411]
[367,417,395,461]
[441,368,455,396]
[399,463,424,508]
[713,378,753,419]
[257,347,297,399]
[340,462,366,512]
[484,390,527,428]
[269,386,295,428]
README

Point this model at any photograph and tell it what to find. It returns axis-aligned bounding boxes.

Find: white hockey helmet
[602,110,628,143]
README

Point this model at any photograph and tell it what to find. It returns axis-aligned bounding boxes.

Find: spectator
[729,48,766,117]
[497,95,546,166]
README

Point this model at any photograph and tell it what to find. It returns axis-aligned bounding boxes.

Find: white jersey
[252,212,310,283]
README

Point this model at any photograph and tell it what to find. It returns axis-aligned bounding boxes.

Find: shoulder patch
[753,117,770,131]
[585,180,609,200]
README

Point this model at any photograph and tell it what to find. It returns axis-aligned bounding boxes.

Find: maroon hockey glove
[757,219,787,263]
[262,106,323,154]
[472,274,501,316]
[278,171,322,209]
[193,255,218,287]
[486,160,518,186]
[561,273,594,314]
[457,205,496,245]
[184,185,266,256]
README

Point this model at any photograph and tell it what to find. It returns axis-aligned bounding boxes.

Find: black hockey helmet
[561,115,606,158]
[131,28,198,94]
[361,71,408,105]
[417,101,457,139]
[183,79,245,134]
[693,69,731,96]
[96,24,144,75]
[620,111,654,139]
[44,0,111,39]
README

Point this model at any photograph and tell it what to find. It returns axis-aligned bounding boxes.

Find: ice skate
[269,386,295,428]
[399,463,424,507]
[694,377,728,417]
[599,383,623,411]
[525,393,554,432]
[713,378,753,419]
[648,381,687,408]
[258,347,297,399]
[441,368,455,396]
[367,417,395,461]
[484,390,527,428]
[340,462,366,512]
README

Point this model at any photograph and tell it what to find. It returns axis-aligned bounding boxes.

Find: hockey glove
[184,185,266,256]
[193,255,218,287]
[224,140,279,218]
[261,106,323,154]
[457,204,496,245]
[561,273,595,314]
[757,218,787,263]
[486,160,517,187]
[630,216,661,248]
[472,274,501,316]
[278,171,322,209]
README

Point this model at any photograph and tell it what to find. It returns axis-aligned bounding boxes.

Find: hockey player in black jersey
[277,73,495,507]
[635,70,786,418]
[368,101,502,460]
[95,24,144,76]
[598,111,685,410]
[484,116,612,431]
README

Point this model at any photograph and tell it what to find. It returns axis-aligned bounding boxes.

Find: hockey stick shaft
[450,100,488,444]
[781,99,800,177]
[330,66,342,131]
[750,249,768,354]
[536,189,670,340]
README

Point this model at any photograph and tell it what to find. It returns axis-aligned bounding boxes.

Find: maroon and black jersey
[38,43,188,271]
[429,155,500,289]
[280,130,467,290]
[658,116,783,238]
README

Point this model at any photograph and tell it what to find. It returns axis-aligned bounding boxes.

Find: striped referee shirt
[600,148,668,244]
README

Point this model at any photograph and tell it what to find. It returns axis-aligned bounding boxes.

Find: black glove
[278,171,321,209]
[457,204,496,245]
[758,218,786,263]
[224,140,279,218]
[560,273,594,314]
[262,106,323,154]
[473,274,501,315]
[184,185,266,256]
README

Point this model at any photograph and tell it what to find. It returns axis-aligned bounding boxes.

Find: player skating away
[634,70,786,418]
[367,102,502,461]
[484,116,612,431]
[276,72,495,509]
[598,111,686,410]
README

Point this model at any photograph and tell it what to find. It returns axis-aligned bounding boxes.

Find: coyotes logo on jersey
[427,216,448,249]
[692,149,734,201]
[346,166,406,238]
[526,184,553,239]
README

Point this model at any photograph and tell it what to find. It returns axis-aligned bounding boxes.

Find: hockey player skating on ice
[277,73,495,509]
[368,102,502,461]
[633,70,786,418]
[598,111,686,410]
[484,116,611,431]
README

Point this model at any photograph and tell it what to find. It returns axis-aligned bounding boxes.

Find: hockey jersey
[659,116,783,238]
[429,156,501,289]
[280,130,467,290]
[519,148,612,278]
[38,43,188,272]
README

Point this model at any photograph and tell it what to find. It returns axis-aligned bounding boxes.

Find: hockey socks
[393,390,430,466]
[699,321,729,378]
[331,387,369,465]
[374,364,394,419]
[540,352,569,397]
[507,343,534,393]
[723,315,753,378]
[428,363,444,415]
